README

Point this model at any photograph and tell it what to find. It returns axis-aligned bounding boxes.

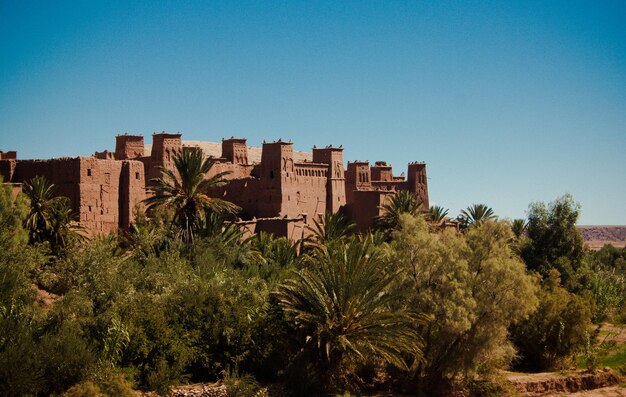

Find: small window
[88,205,92,212]
[135,172,140,179]
[87,169,92,176]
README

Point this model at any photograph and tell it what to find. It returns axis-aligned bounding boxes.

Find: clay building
[1,133,429,239]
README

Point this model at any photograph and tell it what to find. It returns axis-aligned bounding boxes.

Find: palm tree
[306,211,354,246]
[144,149,240,244]
[511,218,528,239]
[47,197,84,252]
[198,211,242,246]
[24,175,62,243]
[274,237,426,390]
[23,176,82,249]
[250,232,301,269]
[428,205,449,225]
[374,190,422,231]
[458,203,496,229]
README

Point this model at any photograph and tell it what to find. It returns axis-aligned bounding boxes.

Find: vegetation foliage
[0,163,623,396]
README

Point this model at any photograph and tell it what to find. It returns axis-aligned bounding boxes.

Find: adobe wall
[286,162,328,224]
[11,158,83,212]
[207,177,261,220]
[255,218,307,241]
[8,157,144,236]
[348,190,391,233]
[0,151,17,160]
[0,159,16,182]
[77,157,144,235]
[1,133,430,240]
[77,157,124,234]
[371,161,393,182]
[208,161,255,180]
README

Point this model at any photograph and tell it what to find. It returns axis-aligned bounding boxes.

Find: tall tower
[407,162,429,210]
[222,137,248,165]
[115,134,144,160]
[312,145,346,213]
[148,132,182,181]
[259,140,294,217]
[345,161,371,204]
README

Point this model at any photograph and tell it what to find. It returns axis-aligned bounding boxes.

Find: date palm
[428,205,449,225]
[306,211,355,246]
[144,149,240,244]
[23,175,82,250]
[275,237,426,389]
[47,197,84,252]
[458,203,496,229]
[511,218,528,239]
[24,175,63,243]
[375,190,422,231]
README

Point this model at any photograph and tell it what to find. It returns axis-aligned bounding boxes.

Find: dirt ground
[553,385,626,396]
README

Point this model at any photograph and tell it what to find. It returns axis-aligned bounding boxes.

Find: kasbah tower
[0,132,429,240]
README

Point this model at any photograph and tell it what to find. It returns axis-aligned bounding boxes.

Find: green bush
[511,269,593,371]
[389,216,538,385]
[63,381,104,397]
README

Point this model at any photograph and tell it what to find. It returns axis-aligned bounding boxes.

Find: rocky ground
[506,369,623,396]
[149,370,624,397]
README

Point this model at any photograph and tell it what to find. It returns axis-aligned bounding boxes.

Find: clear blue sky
[1,1,625,224]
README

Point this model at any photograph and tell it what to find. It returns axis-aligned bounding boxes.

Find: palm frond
[274,237,426,388]
[143,149,241,244]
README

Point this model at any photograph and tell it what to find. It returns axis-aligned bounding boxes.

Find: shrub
[511,269,593,371]
[63,381,104,397]
[389,216,538,386]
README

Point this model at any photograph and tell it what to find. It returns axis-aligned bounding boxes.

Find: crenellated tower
[312,145,346,213]
[115,134,144,160]
[345,161,371,204]
[222,137,248,165]
[259,140,294,217]
[407,162,429,210]
[148,132,182,181]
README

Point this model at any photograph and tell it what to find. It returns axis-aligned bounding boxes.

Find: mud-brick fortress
[0,133,429,240]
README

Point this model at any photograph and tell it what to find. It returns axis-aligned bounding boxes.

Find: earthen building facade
[1,133,429,239]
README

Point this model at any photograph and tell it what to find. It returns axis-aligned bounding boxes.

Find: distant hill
[577,226,626,249]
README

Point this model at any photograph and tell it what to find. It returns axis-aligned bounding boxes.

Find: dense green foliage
[586,245,626,323]
[521,194,585,291]
[389,215,537,389]
[511,269,593,370]
[1,166,624,396]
